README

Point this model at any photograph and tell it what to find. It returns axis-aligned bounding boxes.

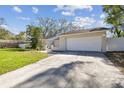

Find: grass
[105,52,124,73]
[0,48,48,75]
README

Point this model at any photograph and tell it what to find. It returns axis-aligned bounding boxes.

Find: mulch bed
[105,52,124,73]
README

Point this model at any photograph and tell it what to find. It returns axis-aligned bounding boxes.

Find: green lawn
[0,48,48,75]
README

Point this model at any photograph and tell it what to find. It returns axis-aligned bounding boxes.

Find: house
[0,40,27,48]
[46,27,110,52]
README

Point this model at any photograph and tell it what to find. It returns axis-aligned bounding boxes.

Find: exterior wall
[53,31,106,52]
[101,33,107,52]
[52,40,60,51]
[49,31,124,52]
[57,37,66,51]
[61,31,105,38]
[0,40,25,48]
[18,44,26,49]
[107,37,124,51]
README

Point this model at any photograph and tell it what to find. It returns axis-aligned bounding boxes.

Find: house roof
[0,40,28,43]
[46,27,110,41]
[61,27,110,35]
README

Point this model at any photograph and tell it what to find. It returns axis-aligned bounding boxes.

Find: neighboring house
[0,40,27,48]
[45,27,124,52]
[46,27,110,52]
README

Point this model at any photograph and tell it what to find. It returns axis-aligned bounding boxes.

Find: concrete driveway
[0,52,124,88]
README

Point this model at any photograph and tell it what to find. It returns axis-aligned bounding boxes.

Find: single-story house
[45,27,110,52]
[0,40,27,48]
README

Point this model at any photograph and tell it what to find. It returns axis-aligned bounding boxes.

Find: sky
[0,5,108,34]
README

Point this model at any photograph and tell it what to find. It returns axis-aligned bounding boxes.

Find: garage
[66,36,102,52]
[47,28,108,52]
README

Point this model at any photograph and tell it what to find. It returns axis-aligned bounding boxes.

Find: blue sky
[0,5,107,34]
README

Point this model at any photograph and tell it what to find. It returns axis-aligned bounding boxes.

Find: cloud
[32,7,39,14]
[10,27,20,34]
[17,16,30,21]
[96,20,107,27]
[72,16,96,28]
[91,14,95,17]
[100,13,106,19]
[0,24,9,30]
[13,6,22,13]
[0,25,20,34]
[6,26,20,34]
[61,11,74,16]
[72,15,109,29]
[55,5,93,12]
[54,5,93,16]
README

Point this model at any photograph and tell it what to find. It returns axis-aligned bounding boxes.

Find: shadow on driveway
[14,60,123,88]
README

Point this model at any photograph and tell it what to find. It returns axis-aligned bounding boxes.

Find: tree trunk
[115,27,121,37]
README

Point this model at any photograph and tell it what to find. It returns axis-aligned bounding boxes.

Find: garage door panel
[67,36,102,51]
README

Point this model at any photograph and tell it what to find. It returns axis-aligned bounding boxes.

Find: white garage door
[67,36,102,51]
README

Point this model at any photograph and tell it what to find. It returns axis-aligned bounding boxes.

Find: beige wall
[53,31,106,52]
[107,37,124,51]
[58,37,66,51]
[61,31,105,38]
[101,33,107,52]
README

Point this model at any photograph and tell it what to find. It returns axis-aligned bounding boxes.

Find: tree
[58,19,68,33]
[26,25,43,49]
[38,17,77,38]
[103,5,124,37]
[0,18,6,26]
[0,18,15,40]
[15,32,26,40]
[38,17,57,38]
[0,28,15,40]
